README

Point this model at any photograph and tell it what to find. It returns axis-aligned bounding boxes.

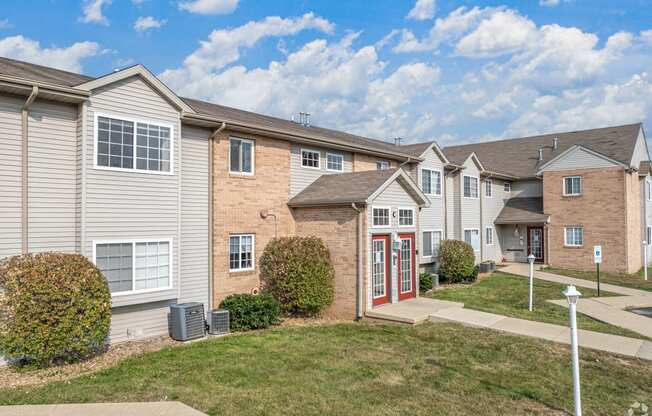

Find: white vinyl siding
[463,175,478,199]
[464,229,480,252]
[326,153,343,172]
[0,95,23,258]
[564,227,583,247]
[376,160,390,170]
[485,227,494,245]
[398,208,415,227]
[372,207,390,227]
[229,137,254,175]
[563,176,582,196]
[229,234,254,272]
[301,149,320,169]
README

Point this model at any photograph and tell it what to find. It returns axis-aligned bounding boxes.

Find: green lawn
[543,266,652,292]
[430,272,648,340]
[1,322,651,415]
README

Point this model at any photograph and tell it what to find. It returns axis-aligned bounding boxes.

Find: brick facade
[293,206,366,319]
[543,166,640,273]
[352,153,397,172]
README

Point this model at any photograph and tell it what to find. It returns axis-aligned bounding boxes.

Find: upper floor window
[564,226,583,247]
[504,182,511,192]
[96,115,172,173]
[376,161,390,171]
[229,234,254,272]
[230,137,254,175]
[563,176,582,196]
[398,208,415,227]
[326,153,343,172]
[463,176,479,199]
[372,207,390,227]
[301,149,320,169]
[485,179,493,197]
[421,169,442,196]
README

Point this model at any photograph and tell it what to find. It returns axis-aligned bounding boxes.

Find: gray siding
[631,128,649,168]
[290,145,352,196]
[481,178,507,262]
[511,180,542,198]
[0,94,22,258]
[459,158,481,261]
[416,148,445,264]
[445,173,457,239]
[542,147,619,171]
[109,300,175,343]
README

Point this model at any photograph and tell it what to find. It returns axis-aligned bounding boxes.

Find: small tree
[437,240,476,283]
[0,253,111,367]
[260,236,334,316]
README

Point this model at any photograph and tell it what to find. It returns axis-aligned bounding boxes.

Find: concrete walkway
[0,402,207,416]
[366,297,463,324]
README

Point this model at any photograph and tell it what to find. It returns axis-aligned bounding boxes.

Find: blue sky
[1,0,652,146]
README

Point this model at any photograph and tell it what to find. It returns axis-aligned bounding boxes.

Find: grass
[1,322,651,415]
[543,266,652,292]
[430,272,649,340]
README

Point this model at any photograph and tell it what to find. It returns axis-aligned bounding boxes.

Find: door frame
[371,234,391,306]
[527,226,545,263]
[397,233,416,301]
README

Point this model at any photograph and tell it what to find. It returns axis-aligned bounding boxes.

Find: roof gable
[536,145,624,174]
[399,141,450,163]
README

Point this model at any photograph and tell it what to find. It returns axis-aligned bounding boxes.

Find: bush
[260,236,334,316]
[419,272,433,293]
[0,253,111,367]
[219,293,280,331]
[437,240,477,283]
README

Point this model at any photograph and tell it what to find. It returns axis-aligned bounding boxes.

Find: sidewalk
[0,402,207,416]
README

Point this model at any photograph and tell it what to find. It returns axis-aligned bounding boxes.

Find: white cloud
[134,16,166,32]
[407,0,436,21]
[0,35,100,72]
[539,0,560,6]
[80,0,111,25]
[178,0,239,15]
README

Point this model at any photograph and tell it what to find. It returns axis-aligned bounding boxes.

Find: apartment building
[0,56,649,344]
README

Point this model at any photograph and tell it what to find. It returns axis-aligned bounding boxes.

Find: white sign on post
[594,245,602,264]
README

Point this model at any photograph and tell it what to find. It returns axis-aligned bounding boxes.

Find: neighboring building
[0,56,649,346]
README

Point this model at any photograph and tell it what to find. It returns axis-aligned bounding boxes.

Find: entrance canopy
[494,197,549,225]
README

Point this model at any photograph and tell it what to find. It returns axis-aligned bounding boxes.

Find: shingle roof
[443,123,642,179]
[288,169,398,207]
[398,141,435,158]
[640,161,651,176]
[494,197,548,225]
[0,56,92,86]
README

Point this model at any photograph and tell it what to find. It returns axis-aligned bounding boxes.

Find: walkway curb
[0,402,208,416]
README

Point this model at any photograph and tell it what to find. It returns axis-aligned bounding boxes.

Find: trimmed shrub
[0,253,111,367]
[437,240,477,283]
[219,293,280,331]
[419,272,433,293]
[260,236,334,316]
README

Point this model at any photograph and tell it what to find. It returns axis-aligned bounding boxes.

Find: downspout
[208,122,226,310]
[21,86,39,254]
[351,202,363,320]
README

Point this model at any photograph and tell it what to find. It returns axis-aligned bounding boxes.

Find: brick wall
[543,167,630,272]
[293,206,365,319]
[625,172,643,273]
[212,130,295,305]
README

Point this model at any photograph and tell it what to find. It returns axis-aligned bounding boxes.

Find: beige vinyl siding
[445,173,457,239]
[512,180,542,198]
[417,149,445,264]
[542,147,620,171]
[109,300,176,343]
[481,178,506,262]
[179,125,210,306]
[0,94,22,258]
[630,128,649,168]
[459,159,481,262]
[290,144,352,196]
[27,100,78,253]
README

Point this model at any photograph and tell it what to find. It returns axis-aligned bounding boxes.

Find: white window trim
[92,238,174,297]
[647,225,652,244]
[229,137,255,176]
[646,180,651,201]
[485,226,494,246]
[397,207,416,228]
[464,228,481,252]
[421,168,442,197]
[485,179,493,198]
[563,226,584,247]
[93,112,175,176]
[563,176,582,196]
[422,229,443,259]
[462,175,479,199]
[325,152,344,172]
[376,160,390,170]
[504,182,512,193]
[229,234,256,273]
[371,206,391,228]
[300,148,321,170]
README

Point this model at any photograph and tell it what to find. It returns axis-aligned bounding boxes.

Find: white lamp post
[644,240,648,281]
[563,285,582,416]
[527,253,535,312]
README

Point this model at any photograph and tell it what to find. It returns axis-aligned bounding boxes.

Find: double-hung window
[485,179,492,197]
[398,208,414,227]
[96,115,172,173]
[229,234,254,271]
[463,176,479,198]
[301,149,320,169]
[422,230,442,257]
[646,181,651,201]
[485,227,494,245]
[230,137,254,174]
[326,153,343,172]
[421,169,442,196]
[464,229,480,252]
[504,182,511,193]
[564,227,583,247]
[647,226,652,244]
[563,176,582,196]
[376,161,390,171]
[372,207,390,227]
[94,239,172,294]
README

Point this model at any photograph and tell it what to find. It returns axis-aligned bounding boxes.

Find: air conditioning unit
[208,309,230,335]
[169,302,205,341]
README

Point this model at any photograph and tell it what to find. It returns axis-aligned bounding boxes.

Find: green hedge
[0,253,111,367]
[437,240,477,283]
[260,236,334,316]
[219,293,281,331]
[419,272,433,293]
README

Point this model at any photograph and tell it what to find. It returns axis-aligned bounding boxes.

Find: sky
[1,0,652,146]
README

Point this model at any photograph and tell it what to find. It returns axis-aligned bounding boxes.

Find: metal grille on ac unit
[208,309,230,335]
[169,302,206,341]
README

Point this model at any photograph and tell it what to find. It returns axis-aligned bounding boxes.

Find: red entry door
[371,235,391,306]
[397,233,416,301]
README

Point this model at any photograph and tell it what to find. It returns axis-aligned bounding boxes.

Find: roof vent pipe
[538,148,544,161]
[552,137,559,150]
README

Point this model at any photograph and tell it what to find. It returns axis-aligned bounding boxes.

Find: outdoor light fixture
[563,284,582,416]
[564,285,581,306]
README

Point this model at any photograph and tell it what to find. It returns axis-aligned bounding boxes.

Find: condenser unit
[169,302,205,341]
[208,309,230,335]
